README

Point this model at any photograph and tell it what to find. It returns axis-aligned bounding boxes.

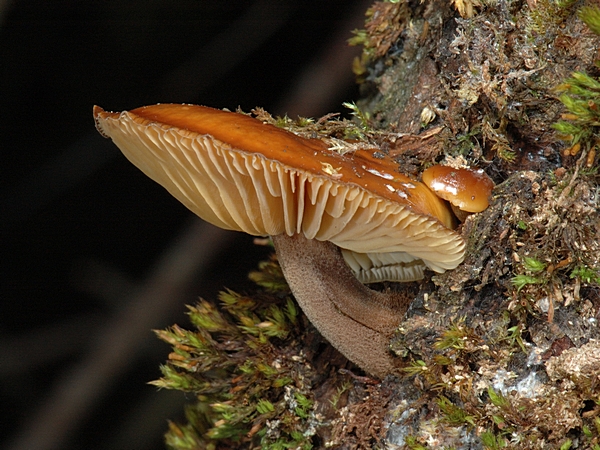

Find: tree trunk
[336,0,600,448]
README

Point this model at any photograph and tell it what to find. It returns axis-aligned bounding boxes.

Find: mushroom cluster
[93,104,486,377]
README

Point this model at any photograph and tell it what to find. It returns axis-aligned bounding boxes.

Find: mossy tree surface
[155,1,600,449]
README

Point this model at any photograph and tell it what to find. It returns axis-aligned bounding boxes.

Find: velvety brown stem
[272,234,410,378]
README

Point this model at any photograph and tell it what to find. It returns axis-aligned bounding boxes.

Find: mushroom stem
[272,234,409,378]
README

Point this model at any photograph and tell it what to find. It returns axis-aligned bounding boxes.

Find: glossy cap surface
[422,165,494,213]
[94,104,466,280]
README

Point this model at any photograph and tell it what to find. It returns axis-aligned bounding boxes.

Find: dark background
[0,1,367,448]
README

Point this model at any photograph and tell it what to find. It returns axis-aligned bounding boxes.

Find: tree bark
[333,0,600,448]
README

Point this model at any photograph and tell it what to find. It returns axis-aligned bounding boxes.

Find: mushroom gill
[94,103,466,377]
[94,104,465,283]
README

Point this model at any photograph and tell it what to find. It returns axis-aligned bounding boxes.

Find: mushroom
[421,165,495,222]
[94,103,466,377]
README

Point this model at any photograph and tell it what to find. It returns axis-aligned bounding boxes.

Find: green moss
[248,255,289,293]
[527,0,576,36]
[164,419,206,450]
[553,71,600,161]
[504,325,527,353]
[581,416,600,449]
[481,119,516,163]
[510,255,553,294]
[328,381,352,409]
[347,1,410,81]
[434,318,478,352]
[522,257,546,273]
[570,264,600,284]
[486,388,509,409]
[510,274,543,292]
[342,101,372,135]
[480,430,508,450]
[436,396,476,427]
[401,359,429,376]
[578,6,600,35]
[559,439,573,450]
[151,258,320,449]
[404,435,429,449]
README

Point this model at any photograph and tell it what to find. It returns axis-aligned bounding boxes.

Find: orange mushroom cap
[421,165,495,213]
[94,104,465,281]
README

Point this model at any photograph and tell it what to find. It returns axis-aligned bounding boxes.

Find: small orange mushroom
[421,165,495,221]
[94,103,466,377]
